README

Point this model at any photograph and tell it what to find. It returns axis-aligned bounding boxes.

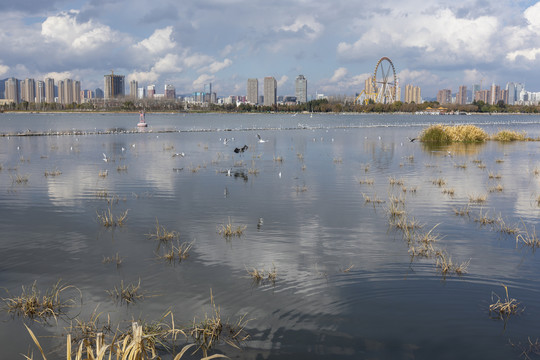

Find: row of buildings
[436,82,540,106]
[1,77,82,105]
[246,75,308,106]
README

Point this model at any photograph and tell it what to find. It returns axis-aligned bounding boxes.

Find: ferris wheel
[372,57,397,104]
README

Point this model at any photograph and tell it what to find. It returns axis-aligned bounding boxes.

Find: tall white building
[263,77,277,106]
[130,80,138,98]
[21,78,35,103]
[36,80,45,103]
[5,77,19,104]
[45,78,55,103]
[295,75,307,103]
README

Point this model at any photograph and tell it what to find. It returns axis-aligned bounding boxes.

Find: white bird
[102,153,109,162]
[131,144,136,148]
[121,147,125,152]
[257,133,267,143]
[223,138,230,145]
[278,172,282,178]
[227,169,231,176]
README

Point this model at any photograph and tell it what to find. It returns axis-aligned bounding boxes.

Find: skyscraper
[263,77,277,106]
[104,72,125,99]
[404,84,421,103]
[295,75,307,103]
[45,78,55,103]
[457,85,467,105]
[57,80,65,104]
[147,85,156,98]
[21,78,35,103]
[164,84,176,99]
[5,77,19,104]
[489,83,500,105]
[130,80,138,98]
[36,80,45,103]
[63,78,73,104]
[247,78,258,104]
[437,89,452,104]
[73,80,81,104]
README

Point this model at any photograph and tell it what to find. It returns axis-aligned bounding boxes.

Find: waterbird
[234,145,248,153]
[257,218,264,229]
[172,152,185,157]
[257,133,268,143]
[102,153,110,162]
[407,137,417,142]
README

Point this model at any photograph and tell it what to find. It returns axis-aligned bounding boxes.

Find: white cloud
[135,26,176,54]
[44,71,73,82]
[128,70,158,84]
[398,69,439,85]
[524,2,540,31]
[330,67,348,83]
[41,10,117,51]
[277,75,288,87]
[199,58,232,74]
[183,53,214,69]
[277,15,324,40]
[153,53,182,73]
[0,63,9,76]
[192,73,215,89]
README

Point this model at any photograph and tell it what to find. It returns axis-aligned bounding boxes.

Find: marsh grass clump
[357,177,374,185]
[98,170,108,177]
[189,291,250,358]
[509,337,540,359]
[102,253,123,267]
[489,285,521,318]
[2,280,76,322]
[44,169,62,177]
[453,205,470,217]
[273,155,284,162]
[488,171,502,179]
[116,165,128,172]
[147,218,179,242]
[492,130,526,142]
[474,208,496,225]
[362,193,385,205]
[12,174,29,184]
[246,264,277,284]
[160,241,193,262]
[442,188,455,196]
[219,218,247,238]
[387,201,405,219]
[436,251,470,276]
[420,124,488,144]
[96,207,128,227]
[516,221,540,249]
[468,193,488,204]
[389,177,404,186]
[432,178,446,187]
[107,279,144,304]
[333,157,343,164]
[496,216,520,235]
[454,163,468,169]
[489,184,504,193]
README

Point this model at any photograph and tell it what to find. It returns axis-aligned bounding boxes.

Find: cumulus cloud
[0,63,9,76]
[277,75,288,87]
[277,15,324,40]
[193,74,215,89]
[43,71,74,82]
[135,26,176,54]
[330,67,348,83]
[41,10,117,51]
[199,59,232,74]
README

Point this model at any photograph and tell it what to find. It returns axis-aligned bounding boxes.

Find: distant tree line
[2,98,540,114]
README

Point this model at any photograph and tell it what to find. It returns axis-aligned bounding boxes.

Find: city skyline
[2,1,540,99]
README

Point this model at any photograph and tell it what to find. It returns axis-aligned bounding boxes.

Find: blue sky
[2,0,540,99]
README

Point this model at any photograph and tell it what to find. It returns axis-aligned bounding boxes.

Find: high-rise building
[95,88,104,98]
[5,77,19,104]
[137,87,146,99]
[73,80,81,104]
[437,89,452,104]
[247,78,258,104]
[263,77,277,106]
[404,84,421,104]
[36,80,45,103]
[295,75,307,103]
[147,85,156,98]
[457,85,467,105]
[130,80,138,98]
[21,78,35,103]
[164,84,176,99]
[104,73,125,99]
[489,83,500,105]
[45,78,55,103]
[63,78,73,104]
[57,80,65,104]
[365,76,376,102]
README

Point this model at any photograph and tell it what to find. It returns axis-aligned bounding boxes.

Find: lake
[1,112,540,359]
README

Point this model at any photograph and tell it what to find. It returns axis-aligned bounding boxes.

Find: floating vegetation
[516,221,540,249]
[102,253,123,267]
[420,124,489,144]
[96,206,128,227]
[107,279,144,304]
[432,178,446,187]
[436,251,469,276]
[2,280,77,322]
[489,184,504,193]
[246,264,277,284]
[44,169,62,177]
[357,177,374,185]
[387,201,405,218]
[389,177,404,186]
[98,170,108,177]
[12,174,29,184]
[116,164,128,172]
[160,241,193,262]
[468,193,488,204]
[488,171,502,179]
[453,205,470,217]
[147,218,179,242]
[489,284,521,318]
[219,218,246,238]
[189,291,250,357]
[492,130,526,142]
[362,193,384,204]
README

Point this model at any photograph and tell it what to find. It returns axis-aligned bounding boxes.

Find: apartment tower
[263,77,277,106]
[247,78,258,104]
[295,75,307,103]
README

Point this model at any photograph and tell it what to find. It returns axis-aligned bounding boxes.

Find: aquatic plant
[102,253,123,267]
[453,205,470,217]
[516,221,540,249]
[436,251,469,276]
[147,218,179,242]
[160,241,193,262]
[219,218,246,238]
[492,130,526,142]
[246,264,277,284]
[96,206,128,227]
[44,169,62,177]
[2,280,77,322]
[420,124,488,144]
[468,193,488,204]
[489,285,521,318]
[107,279,144,304]
[432,177,446,187]
[488,184,504,193]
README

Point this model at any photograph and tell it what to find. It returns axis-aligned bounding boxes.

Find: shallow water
[1,112,540,359]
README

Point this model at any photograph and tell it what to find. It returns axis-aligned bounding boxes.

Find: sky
[2,0,540,99]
